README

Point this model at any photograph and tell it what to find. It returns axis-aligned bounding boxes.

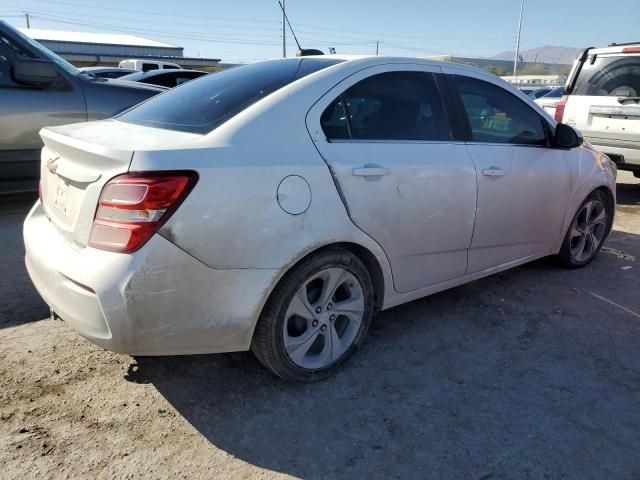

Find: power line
[20,1,515,45]
[32,0,279,24]
[25,13,380,47]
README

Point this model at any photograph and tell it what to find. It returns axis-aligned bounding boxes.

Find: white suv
[556,42,640,177]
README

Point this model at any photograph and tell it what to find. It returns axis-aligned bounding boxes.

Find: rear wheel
[251,249,375,382]
[559,190,612,268]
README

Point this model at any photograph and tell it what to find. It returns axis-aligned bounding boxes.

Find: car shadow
[124,233,640,478]
[616,174,640,206]
[0,193,49,329]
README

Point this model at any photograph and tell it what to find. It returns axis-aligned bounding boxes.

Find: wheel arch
[594,185,615,235]
[555,184,616,253]
[261,241,386,318]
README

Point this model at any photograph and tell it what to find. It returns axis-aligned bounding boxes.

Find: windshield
[573,54,640,96]
[117,58,343,134]
[10,25,80,76]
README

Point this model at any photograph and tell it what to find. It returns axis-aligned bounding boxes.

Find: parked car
[527,87,553,99]
[24,56,616,382]
[118,69,208,88]
[534,86,566,117]
[557,42,640,177]
[0,21,166,194]
[118,59,182,72]
[519,87,534,95]
[78,67,137,79]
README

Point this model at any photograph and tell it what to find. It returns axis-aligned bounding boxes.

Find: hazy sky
[2,0,639,62]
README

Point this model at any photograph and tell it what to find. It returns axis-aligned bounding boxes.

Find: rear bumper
[586,137,640,169]
[24,202,279,355]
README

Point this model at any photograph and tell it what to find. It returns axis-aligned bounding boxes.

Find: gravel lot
[1,172,639,479]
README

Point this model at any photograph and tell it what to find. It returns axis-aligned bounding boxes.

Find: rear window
[118,58,343,134]
[573,54,640,97]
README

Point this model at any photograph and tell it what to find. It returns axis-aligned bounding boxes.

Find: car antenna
[277,1,324,57]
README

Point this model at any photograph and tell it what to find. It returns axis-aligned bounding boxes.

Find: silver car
[0,21,164,194]
[24,56,617,382]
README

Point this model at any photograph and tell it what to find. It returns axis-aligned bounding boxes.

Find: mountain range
[492,46,583,65]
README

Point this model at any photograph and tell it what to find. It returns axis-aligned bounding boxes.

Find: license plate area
[53,177,70,216]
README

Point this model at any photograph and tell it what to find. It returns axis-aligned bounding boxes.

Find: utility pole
[513,0,524,75]
[25,12,30,28]
[282,0,286,58]
[376,41,379,56]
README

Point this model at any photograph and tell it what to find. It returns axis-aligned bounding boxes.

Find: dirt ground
[1,172,640,479]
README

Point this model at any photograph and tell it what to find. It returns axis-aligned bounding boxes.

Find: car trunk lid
[39,119,201,248]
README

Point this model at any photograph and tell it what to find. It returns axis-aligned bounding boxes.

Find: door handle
[482,167,506,177]
[352,166,390,177]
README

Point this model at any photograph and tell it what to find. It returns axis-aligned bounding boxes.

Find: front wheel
[559,190,612,268]
[251,249,375,382]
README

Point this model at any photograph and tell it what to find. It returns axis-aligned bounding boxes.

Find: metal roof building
[19,28,221,70]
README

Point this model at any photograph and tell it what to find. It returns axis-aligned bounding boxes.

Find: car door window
[144,73,175,87]
[321,71,450,141]
[0,33,35,87]
[175,76,193,86]
[142,63,159,72]
[454,76,547,146]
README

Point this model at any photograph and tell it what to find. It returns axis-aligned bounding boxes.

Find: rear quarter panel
[128,64,396,301]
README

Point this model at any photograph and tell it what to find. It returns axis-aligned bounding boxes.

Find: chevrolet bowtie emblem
[46,156,59,173]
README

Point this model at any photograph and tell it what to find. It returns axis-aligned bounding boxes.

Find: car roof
[119,69,205,81]
[297,54,492,76]
[80,67,135,72]
[588,43,640,55]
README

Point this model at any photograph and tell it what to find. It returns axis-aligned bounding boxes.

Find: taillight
[622,47,640,54]
[88,171,198,253]
[555,95,568,122]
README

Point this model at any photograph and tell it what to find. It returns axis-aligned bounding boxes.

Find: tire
[559,190,613,268]
[633,171,640,179]
[251,249,375,382]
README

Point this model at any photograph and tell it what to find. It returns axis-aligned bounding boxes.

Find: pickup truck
[0,21,165,194]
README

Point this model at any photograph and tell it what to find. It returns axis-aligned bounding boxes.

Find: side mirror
[13,59,60,87]
[554,123,583,149]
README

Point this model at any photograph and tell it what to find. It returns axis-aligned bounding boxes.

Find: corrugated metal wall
[38,40,183,58]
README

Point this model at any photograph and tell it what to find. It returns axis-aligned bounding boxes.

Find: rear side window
[142,63,159,72]
[118,58,343,134]
[454,76,546,146]
[321,71,450,141]
[573,54,640,97]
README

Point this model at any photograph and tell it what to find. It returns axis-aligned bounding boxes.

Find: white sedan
[24,56,617,382]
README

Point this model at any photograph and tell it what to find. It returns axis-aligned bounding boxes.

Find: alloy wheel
[283,267,365,370]
[569,199,607,262]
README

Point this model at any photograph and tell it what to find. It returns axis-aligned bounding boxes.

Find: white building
[501,74,567,87]
[19,28,221,69]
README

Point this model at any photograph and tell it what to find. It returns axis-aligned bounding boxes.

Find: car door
[307,65,477,293]
[444,69,572,273]
[0,30,85,185]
